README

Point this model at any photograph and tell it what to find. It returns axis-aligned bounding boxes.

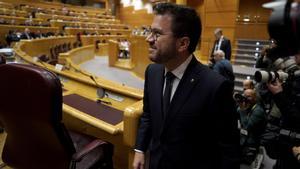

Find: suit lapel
[163,57,200,129]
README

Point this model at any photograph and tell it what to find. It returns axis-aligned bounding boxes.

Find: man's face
[146,14,178,64]
[214,32,221,40]
[243,90,255,106]
[243,80,253,90]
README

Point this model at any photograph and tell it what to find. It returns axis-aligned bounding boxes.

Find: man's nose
[146,33,154,43]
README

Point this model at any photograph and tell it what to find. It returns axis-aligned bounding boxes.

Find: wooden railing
[50,20,126,30]
[64,27,131,36]
[0,25,59,44]
[59,45,94,65]
[36,13,119,24]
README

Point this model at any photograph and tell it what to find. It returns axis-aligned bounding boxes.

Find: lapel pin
[190,78,194,83]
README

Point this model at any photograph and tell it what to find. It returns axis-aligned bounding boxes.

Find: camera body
[279,129,300,148]
[233,93,249,104]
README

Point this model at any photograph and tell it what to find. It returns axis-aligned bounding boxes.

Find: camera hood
[267,0,300,57]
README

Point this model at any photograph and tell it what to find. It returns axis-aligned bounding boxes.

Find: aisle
[80,56,144,90]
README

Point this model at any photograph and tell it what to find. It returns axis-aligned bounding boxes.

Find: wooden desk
[0,25,59,44]
[59,45,94,65]
[65,27,132,36]
[36,13,120,24]
[107,36,151,78]
[14,38,144,169]
[0,15,47,27]
[130,35,152,78]
[50,20,126,30]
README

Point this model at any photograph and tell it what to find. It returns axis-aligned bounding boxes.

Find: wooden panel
[205,12,237,27]
[118,5,153,27]
[130,36,152,78]
[199,41,210,61]
[238,0,271,23]
[205,0,239,12]
[0,0,108,16]
[187,0,204,21]
[21,36,76,57]
[80,34,128,46]
[36,13,119,24]
[235,23,269,40]
[50,20,125,30]
[108,40,119,66]
[69,45,95,65]
[65,27,132,36]
[0,8,28,17]
[96,43,109,56]
[0,15,46,26]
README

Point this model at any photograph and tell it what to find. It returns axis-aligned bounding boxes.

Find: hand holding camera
[267,79,283,94]
[233,93,251,110]
[292,146,300,162]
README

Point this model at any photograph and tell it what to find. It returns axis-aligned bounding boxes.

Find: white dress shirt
[164,55,193,101]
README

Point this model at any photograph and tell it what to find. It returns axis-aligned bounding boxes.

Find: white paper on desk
[55,64,64,71]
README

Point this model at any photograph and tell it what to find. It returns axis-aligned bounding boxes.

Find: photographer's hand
[292,146,300,161]
[267,79,283,94]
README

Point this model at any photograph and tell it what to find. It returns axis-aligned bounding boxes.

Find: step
[233,65,258,75]
[234,59,257,67]
[236,43,265,48]
[233,53,257,60]
[234,85,243,93]
[234,49,261,55]
[237,39,270,46]
[234,77,244,87]
[236,43,265,50]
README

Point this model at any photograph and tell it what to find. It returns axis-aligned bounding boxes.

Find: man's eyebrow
[150,27,162,33]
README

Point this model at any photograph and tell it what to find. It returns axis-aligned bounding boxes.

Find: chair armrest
[72,139,107,162]
[123,100,143,147]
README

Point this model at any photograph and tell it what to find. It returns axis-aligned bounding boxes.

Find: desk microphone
[68,63,112,105]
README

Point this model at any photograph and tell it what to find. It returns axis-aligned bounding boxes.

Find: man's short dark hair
[153,3,201,53]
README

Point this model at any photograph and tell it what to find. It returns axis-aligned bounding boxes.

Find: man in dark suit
[133,3,240,169]
[20,28,33,40]
[210,28,232,61]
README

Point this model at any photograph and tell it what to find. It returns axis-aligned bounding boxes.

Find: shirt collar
[165,55,193,80]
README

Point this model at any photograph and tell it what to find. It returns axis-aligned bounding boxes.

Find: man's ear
[177,37,190,52]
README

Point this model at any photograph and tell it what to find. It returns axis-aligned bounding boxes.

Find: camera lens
[255,71,270,83]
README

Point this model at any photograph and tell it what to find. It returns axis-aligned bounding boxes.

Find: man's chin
[149,55,157,63]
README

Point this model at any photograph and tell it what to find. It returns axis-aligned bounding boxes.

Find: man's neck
[165,53,191,71]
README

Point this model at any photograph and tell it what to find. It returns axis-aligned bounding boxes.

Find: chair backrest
[0,63,75,169]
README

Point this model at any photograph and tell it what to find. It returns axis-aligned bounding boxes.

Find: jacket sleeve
[225,39,232,60]
[214,80,240,169]
[134,65,152,152]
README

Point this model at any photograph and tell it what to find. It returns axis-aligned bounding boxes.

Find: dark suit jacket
[211,37,232,61]
[135,57,240,169]
[20,33,33,40]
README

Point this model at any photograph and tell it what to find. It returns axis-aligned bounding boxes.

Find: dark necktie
[163,72,176,117]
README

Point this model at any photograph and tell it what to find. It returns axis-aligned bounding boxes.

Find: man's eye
[154,32,161,36]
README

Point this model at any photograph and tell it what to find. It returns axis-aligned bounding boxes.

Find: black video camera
[267,0,300,58]
[233,93,249,103]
